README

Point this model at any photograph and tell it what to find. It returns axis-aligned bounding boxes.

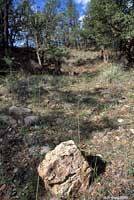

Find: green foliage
[127,161,134,176]
[3,55,14,67]
[84,0,134,64]
[3,56,12,66]
[63,0,80,47]
[42,46,70,73]
[75,58,86,66]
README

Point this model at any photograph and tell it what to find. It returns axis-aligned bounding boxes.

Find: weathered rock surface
[38,140,92,198]
[24,115,40,126]
[9,106,31,117]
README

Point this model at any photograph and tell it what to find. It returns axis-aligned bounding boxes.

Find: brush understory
[0,49,134,199]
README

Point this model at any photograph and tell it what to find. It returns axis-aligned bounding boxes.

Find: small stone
[118,118,124,123]
[130,129,134,134]
[0,86,8,96]
[0,115,17,127]
[40,145,51,155]
[24,116,40,126]
[29,146,39,156]
[11,191,17,196]
[115,136,120,141]
[0,138,3,142]
[43,99,50,105]
[13,168,18,174]
[50,197,58,200]
[9,106,31,117]
[0,184,6,191]
[56,118,64,125]
[96,154,103,158]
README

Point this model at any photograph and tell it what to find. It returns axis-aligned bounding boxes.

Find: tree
[17,0,33,48]
[84,0,134,66]
[8,2,23,47]
[30,11,45,65]
[29,0,70,74]
[0,0,12,54]
[44,0,61,46]
[0,0,3,45]
[65,0,79,48]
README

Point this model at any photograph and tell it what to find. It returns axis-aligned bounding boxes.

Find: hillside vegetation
[0,49,134,199]
[1,0,134,199]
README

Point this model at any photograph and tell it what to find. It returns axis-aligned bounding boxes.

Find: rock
[9,106,31,118]
[118,118,124,123]
[24,115,40,126]
[130,129,134,134]
[43,99,50,106]
[0,115,17,127]
[38,140,92,198]
[29,145,50,156]
[29,146,39,156]
[101,89,111,95]
[0,184,6,192]
[0,86,8,96]
[40,145,51,155]
[56,118,64,125]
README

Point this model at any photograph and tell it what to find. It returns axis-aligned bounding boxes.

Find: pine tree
[0,0,12,54]
[65,0,79,48]
[84,0,134,66]
[18,0,33,48]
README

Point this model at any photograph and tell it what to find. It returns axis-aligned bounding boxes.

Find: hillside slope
[0,49,134,199]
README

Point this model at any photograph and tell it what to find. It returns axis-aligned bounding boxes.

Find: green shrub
[75,58,86,66]
[127,161,134,176]
[3,56,14,67]
[42,46,70,74]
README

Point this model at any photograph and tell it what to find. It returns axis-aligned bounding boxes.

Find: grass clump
[98,64,123,84]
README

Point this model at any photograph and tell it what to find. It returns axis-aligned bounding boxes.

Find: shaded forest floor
[0,49,134,199]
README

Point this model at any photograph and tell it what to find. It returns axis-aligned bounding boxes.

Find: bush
[3,56,13,66]
[42,46,70,74]
[1,56,14,71]
[75,58,86,66]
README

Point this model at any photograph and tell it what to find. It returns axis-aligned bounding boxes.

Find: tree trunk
[121,38,134,68]
[3,0,9,55]
[36,50,42,66]
[35,35,42,66]
[26,34,29,48]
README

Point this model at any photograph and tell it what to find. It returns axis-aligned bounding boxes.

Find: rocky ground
[0,49,134,199]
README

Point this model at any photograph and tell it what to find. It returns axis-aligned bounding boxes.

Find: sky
[75,0,90,15]
[34,0,90,16]
[75,0,90,10]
